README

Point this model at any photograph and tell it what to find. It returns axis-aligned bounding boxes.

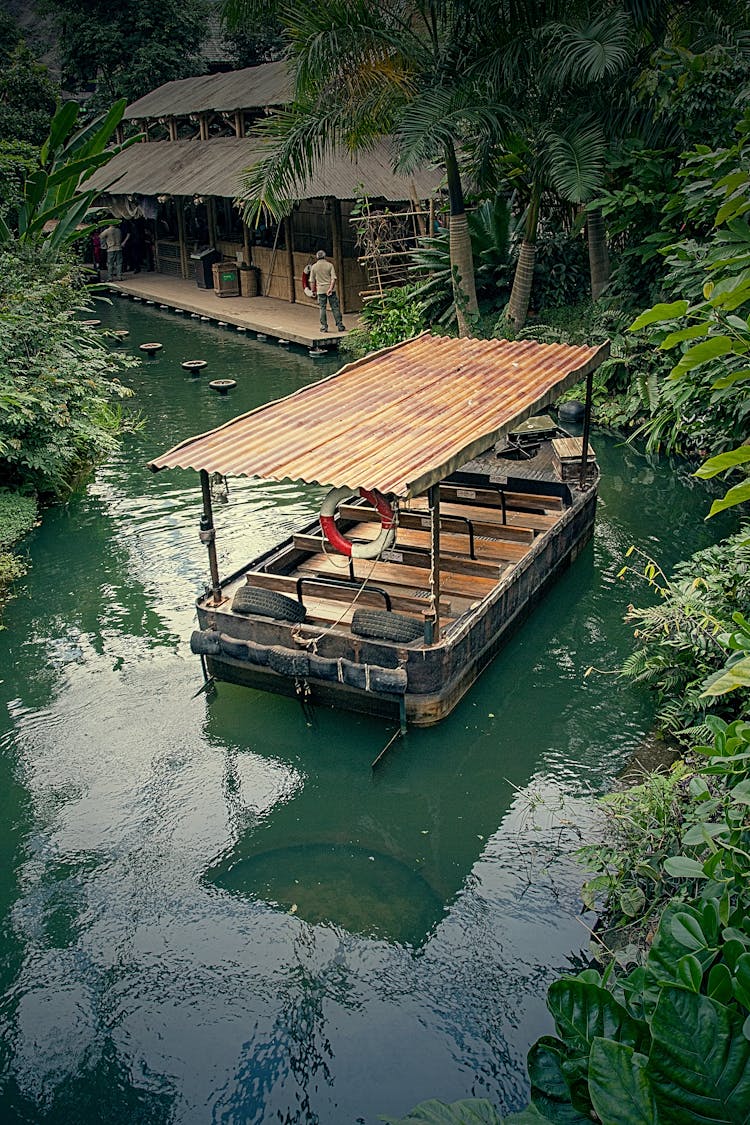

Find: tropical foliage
[618,534,750,738]
[0,247,137,497]
[0,98,135,256]
[39,0,211,107]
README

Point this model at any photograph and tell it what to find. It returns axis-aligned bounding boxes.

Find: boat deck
[205,449,572,642]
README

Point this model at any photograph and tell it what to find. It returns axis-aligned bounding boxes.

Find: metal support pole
[200,470,222,603]
[579,367,594,489]
[425,483,440,643]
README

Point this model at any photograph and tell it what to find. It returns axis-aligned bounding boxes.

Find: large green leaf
[588,1039,657,1125]
[649,987,750,1123]
[695,446,750,480]
[669,336,735,379]
[629,301,689,331]
[527,1036,590,1124]
[547,978,647,1058]
[379,1098,504,1124]
[707,484,750,520]
[701,654,750,694]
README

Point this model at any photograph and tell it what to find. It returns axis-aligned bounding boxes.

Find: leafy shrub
[0,490,37,614]
[0,246,138,497]
[530,229,589,313]
[620,533,750,738]
[342,286,425,359]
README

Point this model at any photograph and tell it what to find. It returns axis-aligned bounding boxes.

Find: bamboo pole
[176,197,189,278]
[207,197,218,249]
[330,196,346,314]
[284,215,296,303]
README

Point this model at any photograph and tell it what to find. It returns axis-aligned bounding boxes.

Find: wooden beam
[330,196,346,314]
[284,215,295,303]
[176,197,189,279]
[207,197,218,248]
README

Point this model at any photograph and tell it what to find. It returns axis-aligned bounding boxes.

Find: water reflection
[0,298,739,1125]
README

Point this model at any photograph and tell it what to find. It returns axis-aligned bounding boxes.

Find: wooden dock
[107,275,361,349]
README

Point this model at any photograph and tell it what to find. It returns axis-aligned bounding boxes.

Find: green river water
[0,299,733,1124]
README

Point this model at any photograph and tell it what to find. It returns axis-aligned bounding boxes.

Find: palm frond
[545,9,633,87]
[394,84,509,174]
[543,121,606,205]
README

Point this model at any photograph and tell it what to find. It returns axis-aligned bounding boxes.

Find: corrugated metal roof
[87,137,442,202]
[124,62,292,119]
[149,333,609,498]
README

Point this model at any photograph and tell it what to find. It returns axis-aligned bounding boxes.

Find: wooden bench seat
[339,502,535,545]
[406,496,558,533]
[297,552,499,602]
[242,570,454,618]
[440,482,563,512]
[293,531,505,580]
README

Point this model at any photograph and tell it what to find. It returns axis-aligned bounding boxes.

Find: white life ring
[320,487,395,559]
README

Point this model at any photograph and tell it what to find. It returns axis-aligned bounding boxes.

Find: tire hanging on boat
[319,487,396,559]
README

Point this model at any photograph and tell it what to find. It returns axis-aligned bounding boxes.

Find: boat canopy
[149,333,609,498]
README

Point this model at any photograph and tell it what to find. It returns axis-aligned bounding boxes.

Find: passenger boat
[149,333,609,728]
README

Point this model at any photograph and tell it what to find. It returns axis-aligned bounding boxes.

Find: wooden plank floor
[107,276,362,348]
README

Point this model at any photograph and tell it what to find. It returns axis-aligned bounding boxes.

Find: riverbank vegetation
[0,100,139,613]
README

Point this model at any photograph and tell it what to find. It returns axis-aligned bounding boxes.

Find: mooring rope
[291,502,400,650]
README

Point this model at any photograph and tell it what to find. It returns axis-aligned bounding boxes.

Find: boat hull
[196,483,597,727]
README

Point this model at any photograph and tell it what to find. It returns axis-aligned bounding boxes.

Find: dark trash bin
[191,247,221,289]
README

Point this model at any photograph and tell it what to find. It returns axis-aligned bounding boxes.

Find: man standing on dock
[310,249,345,333]
[101,221,126,281]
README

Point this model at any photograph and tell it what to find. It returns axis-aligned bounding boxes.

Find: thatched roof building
[89,63,443,311]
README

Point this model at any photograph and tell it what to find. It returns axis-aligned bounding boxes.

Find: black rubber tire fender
[231,585,306,623]
[219,634,249,660]
[351,609,423,644]
[190,629,221,656]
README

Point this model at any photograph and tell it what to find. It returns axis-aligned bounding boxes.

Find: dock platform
[106,276,359,349]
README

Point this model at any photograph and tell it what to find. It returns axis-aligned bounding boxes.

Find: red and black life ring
[320,487,395,559]
[302,263,315,298]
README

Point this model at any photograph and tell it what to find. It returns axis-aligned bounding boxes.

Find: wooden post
[284,215,296,303]
[242,219,251,267]
[234,110,244,138]
[579,367,594,489]
[200,470,222,604]
[429,198,435,237]
[207,197,218,249]
[330,196,346,314]
[425,484,441,642]
[168,117,177,142]
[199,114,209,141]
[176,197,188,279]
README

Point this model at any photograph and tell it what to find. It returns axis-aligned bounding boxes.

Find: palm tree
[494,7,635,328]
[227,0,518,336]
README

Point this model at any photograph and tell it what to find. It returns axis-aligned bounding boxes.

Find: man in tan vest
[309,249,345,333]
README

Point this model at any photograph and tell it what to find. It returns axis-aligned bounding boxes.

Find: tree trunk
[507,189,540,330]
[587,206,610,299]
[444,140,478,337]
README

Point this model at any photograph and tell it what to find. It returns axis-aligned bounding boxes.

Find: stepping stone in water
[139,342,163,358]
[209,379,236,395]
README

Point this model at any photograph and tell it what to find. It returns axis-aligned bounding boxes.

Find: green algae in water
[208,842,445,945]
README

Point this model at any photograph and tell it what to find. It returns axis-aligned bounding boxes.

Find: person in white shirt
[101,222,128,281]
[309,249,345,332]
